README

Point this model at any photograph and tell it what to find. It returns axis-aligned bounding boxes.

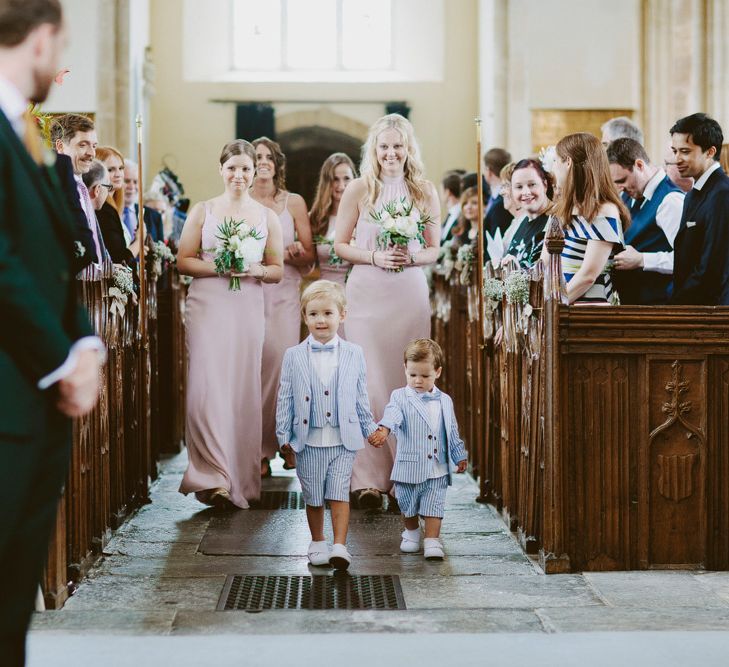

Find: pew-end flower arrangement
[150,240,175,279]
[455,243,474,286]
[108,265,135,316]
[213,217,264,291]
[483,276,504,312]
[371,197,430,272]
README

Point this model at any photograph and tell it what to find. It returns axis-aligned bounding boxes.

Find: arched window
[232,0,392,73]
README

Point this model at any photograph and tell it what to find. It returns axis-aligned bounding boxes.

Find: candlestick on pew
[475,118,486,341]
[136,114,146,340]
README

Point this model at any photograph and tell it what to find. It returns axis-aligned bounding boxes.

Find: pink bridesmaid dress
[180,202,268,508]
[345,175,431,493]
[261,194,303,460]
[317,215,350,338]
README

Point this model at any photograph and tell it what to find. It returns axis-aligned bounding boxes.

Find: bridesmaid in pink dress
[310,153,356,334]
[251,137,315,476]
[334,114,441,509]
[176,140,284,509]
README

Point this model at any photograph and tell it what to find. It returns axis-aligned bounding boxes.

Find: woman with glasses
[96,146,141,265]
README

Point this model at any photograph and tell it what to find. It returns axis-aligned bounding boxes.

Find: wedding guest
[607,138,684,304]
[251,136,315,477]
[499,162,524,250]
[177,140,284,509]
[439,170,463,244]
[601,116,644,146]
[372,339,467,561]
[450,186,481,248]
[50,113,109,264]
[0,2,103,662]
[95,147,139,265]
[277,280,379,570]
[334,113,440,509]
[545,132,629,304]
[123,159,164,243]
[663,142,693,192]
[483,147,513,236]
[309,153,356,289]
[502,159,553,269]
[669,113,729,305]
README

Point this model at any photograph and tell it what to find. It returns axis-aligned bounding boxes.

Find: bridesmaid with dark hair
[177,140,283,509]
[251,137,315,476]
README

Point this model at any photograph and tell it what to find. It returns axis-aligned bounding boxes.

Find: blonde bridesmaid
[334,114,441,509]
[177,140,283,509]
[251,137,315,476]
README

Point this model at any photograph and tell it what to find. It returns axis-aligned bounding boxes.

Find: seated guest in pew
[123,159,164,243]
[601,116,644,147]
[669,113,729,305]
[502,158,553,269]
[277,280,380,571]
[439,169,464,245]
[483,147,514,237]
[606,138,684,304]
[449,185,482,249]
[371,338,467,561]
[498,162,523,250]
[544,133,630,304]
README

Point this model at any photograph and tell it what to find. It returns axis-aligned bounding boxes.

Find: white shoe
[329,543,352,570]
[307,541,331,567]
[400,529,421,553]
[423,537,445,560]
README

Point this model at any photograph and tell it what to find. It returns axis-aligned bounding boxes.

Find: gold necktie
[22,109,45,165]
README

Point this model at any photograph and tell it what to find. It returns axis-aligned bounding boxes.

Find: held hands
[456,459,468,474]
[368,426,390,448]
[285,241,306,261]
[280,444,296,468]
[56,349,103,417]
[613,245,644,271]
[373,247,410,271]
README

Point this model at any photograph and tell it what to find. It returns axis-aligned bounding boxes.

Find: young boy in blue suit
[370,339,467,560]
[277,280,380,570]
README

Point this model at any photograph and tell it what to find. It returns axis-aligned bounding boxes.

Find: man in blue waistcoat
[607,138,684,304]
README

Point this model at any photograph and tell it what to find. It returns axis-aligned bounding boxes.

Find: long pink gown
[180,202,268,508]
[317,215,350,338]
[345,175,432,492]
[261,195,303,459]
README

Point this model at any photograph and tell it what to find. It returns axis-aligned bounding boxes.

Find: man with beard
[0,1,103,663]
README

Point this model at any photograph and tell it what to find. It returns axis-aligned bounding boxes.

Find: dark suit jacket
[53,152,95,270]
[133,204,164,243]
[98,201,134,265]
[485,195,513,237]
[0,109,93,437]
[671,166,729,305]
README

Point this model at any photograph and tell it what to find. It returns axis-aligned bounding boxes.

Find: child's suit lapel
[406,390,432,428]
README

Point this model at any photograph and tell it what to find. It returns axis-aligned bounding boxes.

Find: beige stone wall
[149,0,479,206]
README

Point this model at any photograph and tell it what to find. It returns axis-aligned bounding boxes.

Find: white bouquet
[150,240,175,279]
[213,217,264,291]
[108,265,134,316]
[371,197,430,272]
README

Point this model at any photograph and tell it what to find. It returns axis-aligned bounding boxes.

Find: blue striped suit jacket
[276,340,378,453]
[380,387,467,485]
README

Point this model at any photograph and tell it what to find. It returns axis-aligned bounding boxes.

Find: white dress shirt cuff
[641,251,674,275]
[37,336,107,390]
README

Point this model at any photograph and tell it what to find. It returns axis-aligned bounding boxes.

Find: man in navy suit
[669,113,729,305]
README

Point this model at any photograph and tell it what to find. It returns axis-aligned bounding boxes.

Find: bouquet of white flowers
[108,265,134,316]
[455,243,474,286]
[371,197,430,272]
[213,217,264,291]
[150,240,175,279]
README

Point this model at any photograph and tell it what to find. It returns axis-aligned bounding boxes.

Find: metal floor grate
[217,574,406,610]
[251,491,305,510]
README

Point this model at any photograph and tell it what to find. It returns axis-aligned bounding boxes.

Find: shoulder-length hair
[95,145,125,213]
[309,153,357,236]
[252,136,286,196]
[552,132,630,229]
[359,114,429,210]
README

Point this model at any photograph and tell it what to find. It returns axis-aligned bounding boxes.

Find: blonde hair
[360,113,430,210]
[300,279,346,315]
[309,153,357,236]
[553,132,630,230]
[95,145,125,213]
[404,338,444,369]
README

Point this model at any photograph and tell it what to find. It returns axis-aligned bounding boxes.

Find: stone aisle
[27,451,729,666]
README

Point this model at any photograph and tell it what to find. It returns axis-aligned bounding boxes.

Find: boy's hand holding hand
[280,444,296,468]
[456,459,468,474]
[368,426,390,448]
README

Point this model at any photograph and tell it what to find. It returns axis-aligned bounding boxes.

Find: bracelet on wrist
[370,250,376,266]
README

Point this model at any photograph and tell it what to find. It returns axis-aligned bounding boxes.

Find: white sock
[424,537,441,546]
[309,540,328,549]
[404,528,421,541]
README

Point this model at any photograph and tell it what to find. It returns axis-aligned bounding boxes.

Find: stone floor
[28,451,729,666]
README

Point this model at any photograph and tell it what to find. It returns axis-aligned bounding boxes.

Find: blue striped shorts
[394,476,449,518]
[296,445,356,507]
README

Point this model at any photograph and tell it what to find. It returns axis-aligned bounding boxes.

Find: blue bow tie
[420,392,440,402]
[311,343,335,353]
